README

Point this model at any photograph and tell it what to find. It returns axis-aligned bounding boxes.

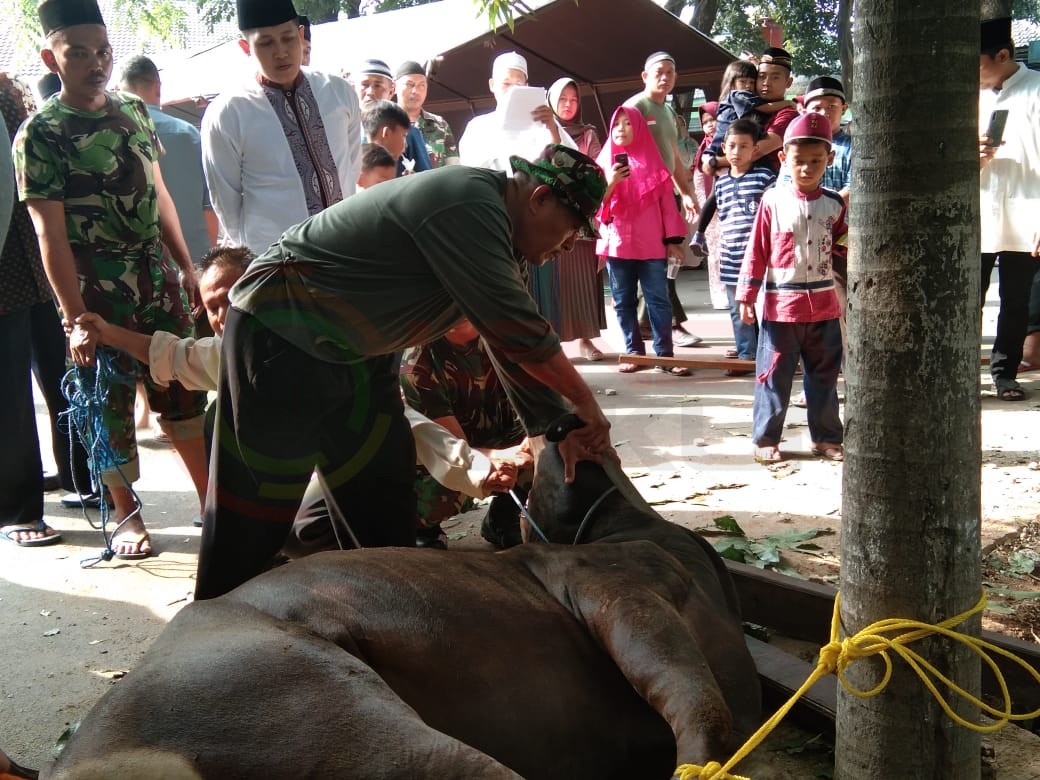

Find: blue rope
[60,348,143,566]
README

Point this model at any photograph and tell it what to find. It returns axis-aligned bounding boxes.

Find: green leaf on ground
[713,515,745,535]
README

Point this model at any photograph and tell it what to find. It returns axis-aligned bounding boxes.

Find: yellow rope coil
[674,590,1040,780]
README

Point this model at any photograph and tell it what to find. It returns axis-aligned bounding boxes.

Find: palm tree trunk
[981,0,1012,19]
[837,0,853,102]
[837,1,982,776]
[690,0,719,34]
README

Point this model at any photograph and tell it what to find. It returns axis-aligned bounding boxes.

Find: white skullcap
[492,51,528,78]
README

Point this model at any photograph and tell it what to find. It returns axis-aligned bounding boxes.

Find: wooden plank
[726,561,1040,717]
[616,355,990,369]
[619,354,756,371]
[746,636,836,735]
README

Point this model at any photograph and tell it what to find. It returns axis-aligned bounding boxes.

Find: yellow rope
[674,590,1040,780]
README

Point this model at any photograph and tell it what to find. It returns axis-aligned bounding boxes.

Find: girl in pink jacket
[596,106,689,375]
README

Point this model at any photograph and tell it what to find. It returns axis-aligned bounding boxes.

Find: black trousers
[195,309,417,600]
[29,301,91,493]
[0,302,91,526]
[981,251,1037,384]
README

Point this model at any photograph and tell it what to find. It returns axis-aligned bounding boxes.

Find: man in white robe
[201,0,361,253]
[458,51,577,171]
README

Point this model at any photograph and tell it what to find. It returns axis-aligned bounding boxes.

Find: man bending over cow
[194,144,612,599]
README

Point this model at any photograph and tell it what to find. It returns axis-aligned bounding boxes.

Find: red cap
[783,112,832,148]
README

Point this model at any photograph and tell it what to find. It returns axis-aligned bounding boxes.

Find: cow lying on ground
[46,418,760,779]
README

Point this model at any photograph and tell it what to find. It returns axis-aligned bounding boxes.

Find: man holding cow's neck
[195,144,615,600]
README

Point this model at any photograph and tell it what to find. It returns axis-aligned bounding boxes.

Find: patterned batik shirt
[14,91,161,262]
[0,74,52,315]
[415,110,459,169]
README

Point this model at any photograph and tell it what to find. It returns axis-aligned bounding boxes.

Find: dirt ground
[2,270,1038,777]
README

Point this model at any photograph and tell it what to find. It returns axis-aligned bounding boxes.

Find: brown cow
[45,419,760,779]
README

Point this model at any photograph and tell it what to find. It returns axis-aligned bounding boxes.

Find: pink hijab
[596,105,673,222]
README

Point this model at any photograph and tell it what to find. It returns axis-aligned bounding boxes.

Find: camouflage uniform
[14,92,206,484]
[415,110,459,169]
[401,335,528,527]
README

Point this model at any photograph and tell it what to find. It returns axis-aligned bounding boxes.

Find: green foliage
[713,1,842,76]
[710,515,827,574]
[113,0,189,46]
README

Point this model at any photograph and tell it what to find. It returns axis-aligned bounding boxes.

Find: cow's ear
[546,414,585,442]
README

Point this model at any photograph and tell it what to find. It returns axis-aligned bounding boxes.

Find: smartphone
[613,152,629,167]
[986,109,1008,147]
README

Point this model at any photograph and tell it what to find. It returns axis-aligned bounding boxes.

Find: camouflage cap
[510,144,607,239]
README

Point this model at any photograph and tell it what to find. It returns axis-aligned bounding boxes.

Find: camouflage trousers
[75,241,207,485]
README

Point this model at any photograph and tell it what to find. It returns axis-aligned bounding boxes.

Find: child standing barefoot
[596,107,689,376]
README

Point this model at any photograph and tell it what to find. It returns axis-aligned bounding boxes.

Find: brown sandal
[811,443,844,461]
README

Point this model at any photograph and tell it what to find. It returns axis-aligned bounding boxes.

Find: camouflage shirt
[14,91,161,257]
[401,335,524,450]
[415,109,459,169]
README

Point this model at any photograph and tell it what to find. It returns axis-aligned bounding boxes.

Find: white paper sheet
[499,86,547,132]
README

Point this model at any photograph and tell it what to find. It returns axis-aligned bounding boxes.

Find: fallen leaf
[707,483,747,491]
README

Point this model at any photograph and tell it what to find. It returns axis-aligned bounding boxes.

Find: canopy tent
[158,0,734,135]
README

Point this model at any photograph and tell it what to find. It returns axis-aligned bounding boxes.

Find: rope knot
[817,640,844,673]
[699,762,723,779]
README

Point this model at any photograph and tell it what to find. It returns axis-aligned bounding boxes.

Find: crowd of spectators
[2,3,1036,579]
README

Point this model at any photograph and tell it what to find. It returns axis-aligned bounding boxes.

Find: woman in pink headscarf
[596,106,689,376]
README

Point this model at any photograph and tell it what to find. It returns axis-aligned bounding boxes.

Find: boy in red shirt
[736,112,847,463]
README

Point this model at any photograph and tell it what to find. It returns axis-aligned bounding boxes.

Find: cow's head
[526,415,628,544]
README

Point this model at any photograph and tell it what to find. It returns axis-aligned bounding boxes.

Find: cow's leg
[532,543,739,765]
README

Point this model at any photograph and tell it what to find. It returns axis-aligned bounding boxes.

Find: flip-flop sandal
[111,532,153,560]
[618,361,645,374]
[1,522,63,547]
[754,446,782,463]
[724,349,740,359]
[655,365,691,377]
[811,443,845,461]
[996,385,1026,401]
[581,344,604,362]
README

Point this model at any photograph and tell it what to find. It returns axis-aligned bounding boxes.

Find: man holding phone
[978,16,1040,400]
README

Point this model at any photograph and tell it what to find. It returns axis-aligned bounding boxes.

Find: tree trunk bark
[837,0,853,102]
[838,1,982,777]
[663,0,687,16]
[690,0,719,34]
[980,0,1013,19]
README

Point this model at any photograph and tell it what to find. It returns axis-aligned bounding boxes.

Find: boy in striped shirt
[715,119,776,370]
[737,112,847,463]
